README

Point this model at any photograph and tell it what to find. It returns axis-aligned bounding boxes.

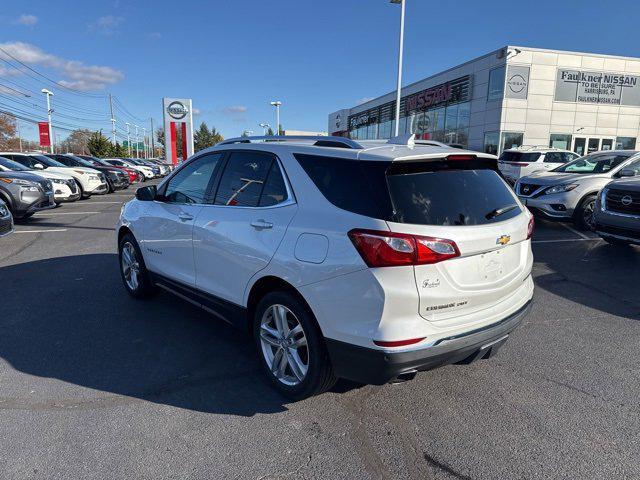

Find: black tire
[118,233,156,298]
[253,291,336,400]
[573,194,597,231]
[76,180,90,200]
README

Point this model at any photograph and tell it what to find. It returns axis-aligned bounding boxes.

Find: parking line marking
[33,211,100,216]
[14,229,68,234]
[73,201,123,204]
[532,238,601,244]
[559,223,590,240]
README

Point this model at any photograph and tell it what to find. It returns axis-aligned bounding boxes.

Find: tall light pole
[134,124,139,158]
[125,122,131,156]
[41,88,54,153]
[390,0,406,137]
[259,123,270,135]
[108,94,116,144]
[270,101,281,135]
[142,127,147,158]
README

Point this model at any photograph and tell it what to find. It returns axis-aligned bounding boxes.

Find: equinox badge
[496,235,511,246]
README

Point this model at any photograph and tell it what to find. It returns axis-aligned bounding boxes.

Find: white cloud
[88,15,124,35]
[15,14,38,27]
[222,105,247,114]
[146,32,162,40]
[0,41,124,91]
[192,108,201,116]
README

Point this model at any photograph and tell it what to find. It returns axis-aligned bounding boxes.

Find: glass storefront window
[549,134,572,150]
[378,121,391,139]
[433,107,445,132]
[457,102,470,129]
[488,66,506,101]
[415,112,426,135]
[445,104,458,131]
[616,137,637,150]
[484,131,499,155]
[399,117,407,135]
[406,113,417,135]
[501,132,524,152]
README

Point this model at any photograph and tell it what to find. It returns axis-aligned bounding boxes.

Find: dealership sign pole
[162,98,194,165]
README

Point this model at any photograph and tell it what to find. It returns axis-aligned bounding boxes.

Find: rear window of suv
[294,154,521,226]
[499,152,541,163]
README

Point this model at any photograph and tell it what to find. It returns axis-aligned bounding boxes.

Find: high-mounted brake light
[512,162,530,166]
[446,154,476,161]
[348,229,460,268]
[374,337,426,348]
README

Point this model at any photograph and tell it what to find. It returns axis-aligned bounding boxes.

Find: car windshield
[0,156,31,171]
[31,154,65,167]
[66,155,98,168]
[553,153,633,174]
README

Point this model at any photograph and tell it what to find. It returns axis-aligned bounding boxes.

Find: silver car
[0,199,13,237]
[594,174,640,246]
[515,150,640,230]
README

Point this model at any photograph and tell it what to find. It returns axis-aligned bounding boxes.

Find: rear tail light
[512,162,530,166]
[527,217,535,239]
[348,229,460,267]
[373,337,426,348]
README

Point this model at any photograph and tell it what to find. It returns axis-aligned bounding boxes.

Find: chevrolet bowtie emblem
[496,235,511,246]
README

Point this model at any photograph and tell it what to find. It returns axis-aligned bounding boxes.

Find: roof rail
[217,135,364,149]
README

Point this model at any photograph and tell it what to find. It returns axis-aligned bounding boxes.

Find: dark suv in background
[0,170,56,219]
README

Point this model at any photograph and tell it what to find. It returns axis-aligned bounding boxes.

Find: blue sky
[1,0,639,142]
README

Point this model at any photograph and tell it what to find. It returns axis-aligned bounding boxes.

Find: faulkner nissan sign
[555,69,640,106]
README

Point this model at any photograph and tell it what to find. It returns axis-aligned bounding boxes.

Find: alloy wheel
[121,242,140,291]
[583,200,595,229]
[259,304,309,386]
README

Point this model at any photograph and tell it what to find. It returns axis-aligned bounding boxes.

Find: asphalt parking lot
[1,184,639,480]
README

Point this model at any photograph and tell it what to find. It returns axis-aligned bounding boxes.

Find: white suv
[499,146,579,184]
[117,135,534,399]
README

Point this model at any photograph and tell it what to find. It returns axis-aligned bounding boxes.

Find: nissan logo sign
[167,101,189,120]
[508,74,527,93]
[621,195,633,206]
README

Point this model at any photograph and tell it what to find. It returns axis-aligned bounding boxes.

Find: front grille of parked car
[596,223,640,241]
[518,183,541,196]
[606,189,640,215]
[38,179,53,194]
[0,219,12,236]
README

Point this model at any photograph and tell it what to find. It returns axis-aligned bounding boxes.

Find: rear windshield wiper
[485,204,519,220]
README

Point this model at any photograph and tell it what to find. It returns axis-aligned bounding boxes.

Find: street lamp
[259,123,271,135]
[125,122,131,156]
[134,124,139,158]
[270,101,281,135]
[390,0,406,137]
[41,88,54,153]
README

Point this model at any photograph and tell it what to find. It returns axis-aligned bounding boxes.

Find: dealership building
[328,46,640,155]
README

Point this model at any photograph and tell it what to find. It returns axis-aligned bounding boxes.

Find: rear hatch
[498,151,541,182]
[384,158,533,327]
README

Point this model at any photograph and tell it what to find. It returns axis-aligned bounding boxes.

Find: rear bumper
[326,300,532,385]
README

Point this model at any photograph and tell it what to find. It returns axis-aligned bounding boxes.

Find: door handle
[250,219,273,229]
[178,212,194,222]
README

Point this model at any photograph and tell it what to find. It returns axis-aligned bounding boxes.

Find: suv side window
[544,152,565,163]
[258,162,288,207]
[214,152,273,207]
[163,153,222,204]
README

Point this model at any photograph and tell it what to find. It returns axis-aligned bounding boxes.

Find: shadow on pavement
[533,241,640,320]
[1,254,354,416]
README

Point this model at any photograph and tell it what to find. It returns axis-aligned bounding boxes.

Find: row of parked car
[498,146,640,245]
[0,151,174,237]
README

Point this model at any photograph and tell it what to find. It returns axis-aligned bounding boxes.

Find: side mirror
[33,163,45,170]
[135,185,157,201]
[618,168,637,178]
